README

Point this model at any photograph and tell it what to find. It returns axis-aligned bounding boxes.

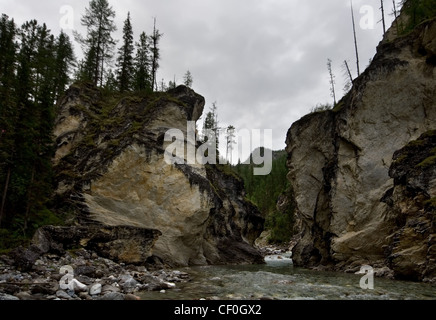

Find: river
[139,254,436,300]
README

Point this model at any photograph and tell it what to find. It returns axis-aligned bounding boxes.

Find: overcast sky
[1,0,398,160]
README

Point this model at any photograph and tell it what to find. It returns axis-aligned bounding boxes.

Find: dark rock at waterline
[32,225,161,265]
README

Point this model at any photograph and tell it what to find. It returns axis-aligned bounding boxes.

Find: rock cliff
[286,17,436,281]
[51,84,264,267]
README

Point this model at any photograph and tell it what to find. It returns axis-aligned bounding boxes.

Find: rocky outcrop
[383,131,436,281]
[32,225,161,265]
[51,84,264,267]
[286,17,436,281]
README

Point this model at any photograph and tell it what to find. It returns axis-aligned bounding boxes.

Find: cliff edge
[286,17,436,281]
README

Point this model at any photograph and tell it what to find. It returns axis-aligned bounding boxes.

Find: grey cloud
[0,0,396,152]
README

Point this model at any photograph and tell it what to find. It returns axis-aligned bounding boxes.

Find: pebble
[89,283,102,295]
[0,248,190,301]
[56,290,72,300]
[0,293,20,300]
[98,292,125,300]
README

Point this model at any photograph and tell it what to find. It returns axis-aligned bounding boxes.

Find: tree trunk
[380,0,386,35]
[351,0,361,77]
[23,166,35,234]
[0,167,11,227]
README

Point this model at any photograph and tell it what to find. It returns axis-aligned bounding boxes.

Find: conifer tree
[116,12,134,93]
[134,31,151,91]
[149,18,163,92]
[0,14,17,227]
[183,70,193,88]
[74,0,117,86]
[53,31,75,101]
[0,18,74,234]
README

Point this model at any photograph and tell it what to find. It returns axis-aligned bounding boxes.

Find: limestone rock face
[52,84,264,267]
[286,18,436,280]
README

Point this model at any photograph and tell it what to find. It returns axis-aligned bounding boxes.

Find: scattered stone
[70,279,88,293]
[56,290,72,300]
[0,246,186,300]
[16,291,36,300]
[89,283,102,295]
[162,281,176,289]
[10,246,42,272]
[98,292,125,300]
[124,294,141,300]
[79,292,92,300]
[31,284,56,295]
[2,284,20,295]
[75,266,97,278]
[0,293,20,300]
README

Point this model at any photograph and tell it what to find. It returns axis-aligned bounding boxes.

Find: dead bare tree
[342,60,353,93]
[327,59,337,105]
[350,0,361,77]
[380,0,387,35]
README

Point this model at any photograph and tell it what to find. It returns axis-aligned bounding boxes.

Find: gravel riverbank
[0,248,190,301]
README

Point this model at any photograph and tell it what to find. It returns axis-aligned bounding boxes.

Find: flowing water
[139,255,436,300]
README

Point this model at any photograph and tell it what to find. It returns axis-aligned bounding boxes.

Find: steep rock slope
[286,18,436,280]
[52,84,264,267]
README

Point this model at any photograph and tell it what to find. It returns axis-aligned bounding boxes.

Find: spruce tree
[183,70,193,88]
[149,18,163,92]
[134,31,151,91]
[74,0,117,86]
[116,12,134,93]
[0,14,17,227]
[53,31,75,101]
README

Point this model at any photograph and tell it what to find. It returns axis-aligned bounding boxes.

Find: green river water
[139,256,436,301]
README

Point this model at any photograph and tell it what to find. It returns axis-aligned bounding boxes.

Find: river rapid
[139,255,436,300]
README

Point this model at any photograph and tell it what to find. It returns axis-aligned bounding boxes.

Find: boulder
[32,225,161,265]
[51,84,264,267]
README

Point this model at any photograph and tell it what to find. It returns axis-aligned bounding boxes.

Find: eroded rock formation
[286,18,436,281]
[51,84,264,267]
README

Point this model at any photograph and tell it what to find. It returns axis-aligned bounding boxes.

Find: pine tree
[74,0,117,86]
[149,18,163,92]
[202,102,220,153]
[183,70,193,88]
[53,31,75,101]
[0,18,72,235]
[0,14,17,227]
[134,31,151,91]
[226,125,236,164]
[104,68,117,91]
[116,12,134,93]
[11,20,57,233]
